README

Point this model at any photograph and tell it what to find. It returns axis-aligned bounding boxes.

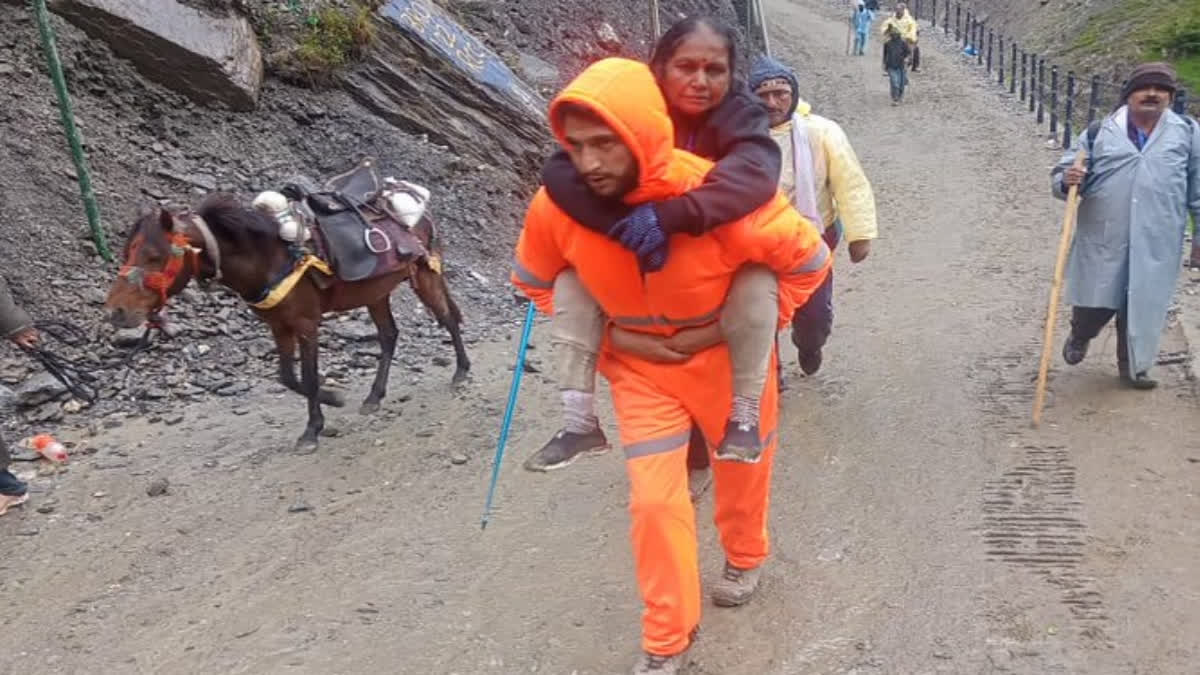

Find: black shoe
[798,348,823,375]
[523,428,609,472]
[714,420,763,464]
[0,469,28,497]
[1062,335,1089,365]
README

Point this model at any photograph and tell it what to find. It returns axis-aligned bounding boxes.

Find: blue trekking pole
[481,301,537,530]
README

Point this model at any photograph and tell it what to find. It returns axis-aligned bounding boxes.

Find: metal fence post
[1087,73,1100,123]
[1063,71,1076,148]
[1020,51,1028,103]
[932,0,938,28]
[1010,43,1017,93]
[1029,53,1038,112]
[32,0,112,262]
[1037,57,1046,121]
[998,35,1005,85]
[955,4,961,41]
[987,29,994,72]
[1049,65,1059,136]
[977,23,984,65]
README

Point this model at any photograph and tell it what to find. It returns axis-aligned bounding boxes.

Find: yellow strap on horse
[250,255,333,311]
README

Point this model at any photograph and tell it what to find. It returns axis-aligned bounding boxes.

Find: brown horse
[104,194,470,451]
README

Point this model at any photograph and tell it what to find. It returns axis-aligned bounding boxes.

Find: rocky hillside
[0,0,734,434]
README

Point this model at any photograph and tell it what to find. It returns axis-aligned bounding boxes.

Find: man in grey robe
[1052,62,1200,389]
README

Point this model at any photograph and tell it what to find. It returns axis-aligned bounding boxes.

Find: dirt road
[4,1,1198,673]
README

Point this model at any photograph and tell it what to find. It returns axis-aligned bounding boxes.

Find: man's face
[1128,85,1172,119]
[895,3,905,17]
[560,110,638,199]
[756,82,794,128]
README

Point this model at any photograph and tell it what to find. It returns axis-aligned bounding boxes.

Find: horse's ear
[158,209,175,232]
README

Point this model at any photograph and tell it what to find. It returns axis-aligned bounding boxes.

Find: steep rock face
[49,0,264,111]
[340,0,548,178]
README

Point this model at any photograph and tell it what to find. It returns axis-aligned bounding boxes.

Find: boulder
[341,1,547,178]
[517,52,560,90]
[14,373,68,408]
[49,0,263,111]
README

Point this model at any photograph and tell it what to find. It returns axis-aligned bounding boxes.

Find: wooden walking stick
[1032,151,1087,428]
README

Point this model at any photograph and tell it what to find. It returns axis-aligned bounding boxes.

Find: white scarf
[788,113,823,228]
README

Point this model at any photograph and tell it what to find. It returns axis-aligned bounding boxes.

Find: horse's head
[105,207,201,329]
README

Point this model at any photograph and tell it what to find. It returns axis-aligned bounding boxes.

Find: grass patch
[296,4,377,79]
[1072,0,1200,94]
[1147,9,1200,92]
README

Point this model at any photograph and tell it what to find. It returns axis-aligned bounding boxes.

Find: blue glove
[609,204,669,273]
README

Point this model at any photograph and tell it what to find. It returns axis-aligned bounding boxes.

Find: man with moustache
[1054,62,1200,389]
[749,56,878,374]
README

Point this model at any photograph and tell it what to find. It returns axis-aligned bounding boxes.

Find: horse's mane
[195,193,280,244]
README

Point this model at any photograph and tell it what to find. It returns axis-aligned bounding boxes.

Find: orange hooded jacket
[511,58,831,657]
[512,58,830,366]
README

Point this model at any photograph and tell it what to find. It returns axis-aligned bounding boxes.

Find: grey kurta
[1051,107,1200,375]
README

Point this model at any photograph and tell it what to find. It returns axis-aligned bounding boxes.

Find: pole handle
[1032,151,1087,427]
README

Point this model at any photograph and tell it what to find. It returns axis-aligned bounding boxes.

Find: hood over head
[748,55,800,120]
[549,58,676,203]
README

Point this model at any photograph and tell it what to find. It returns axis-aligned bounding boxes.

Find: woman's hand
[609,327,689,363]
[609,324,723,363]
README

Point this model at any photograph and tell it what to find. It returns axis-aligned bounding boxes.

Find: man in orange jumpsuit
[512,58,831,674]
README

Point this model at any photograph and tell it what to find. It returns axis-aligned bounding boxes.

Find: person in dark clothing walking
[0,275,37,516]
[883,26,910,103]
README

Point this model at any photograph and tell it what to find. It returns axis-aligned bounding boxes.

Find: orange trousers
[603,345,778,656]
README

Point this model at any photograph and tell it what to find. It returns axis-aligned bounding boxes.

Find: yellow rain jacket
[771,99,878,242]
[881,10,918,42]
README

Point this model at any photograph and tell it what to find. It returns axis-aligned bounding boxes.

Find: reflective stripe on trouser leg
[610,371,701,657]
[722,264,780,399]
[711,349,779,570]
[551,269,606,392]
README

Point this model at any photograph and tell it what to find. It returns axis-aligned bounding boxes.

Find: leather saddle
[299,157,430,283]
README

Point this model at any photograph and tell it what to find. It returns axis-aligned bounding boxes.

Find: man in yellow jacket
[512,57,831,674]
[881,2,920,72]
[750,55,878,374]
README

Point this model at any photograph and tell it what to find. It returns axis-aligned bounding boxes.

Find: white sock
[731,395,760,427]
[562,389,599,434]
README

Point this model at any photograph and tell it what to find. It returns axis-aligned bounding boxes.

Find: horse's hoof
[320,389,347,407]
[359,401,381,416]
[295,437,319,454]
[451,369,469,386]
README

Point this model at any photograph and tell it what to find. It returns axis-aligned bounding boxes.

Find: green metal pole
[32,0,112,262]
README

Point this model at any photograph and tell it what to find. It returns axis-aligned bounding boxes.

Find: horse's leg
[269,322,302,392]
[444,294,471,384]
[296,323,325,452]
[269,320,344,407]
[360,297,398,415]
[412,266,471,384]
